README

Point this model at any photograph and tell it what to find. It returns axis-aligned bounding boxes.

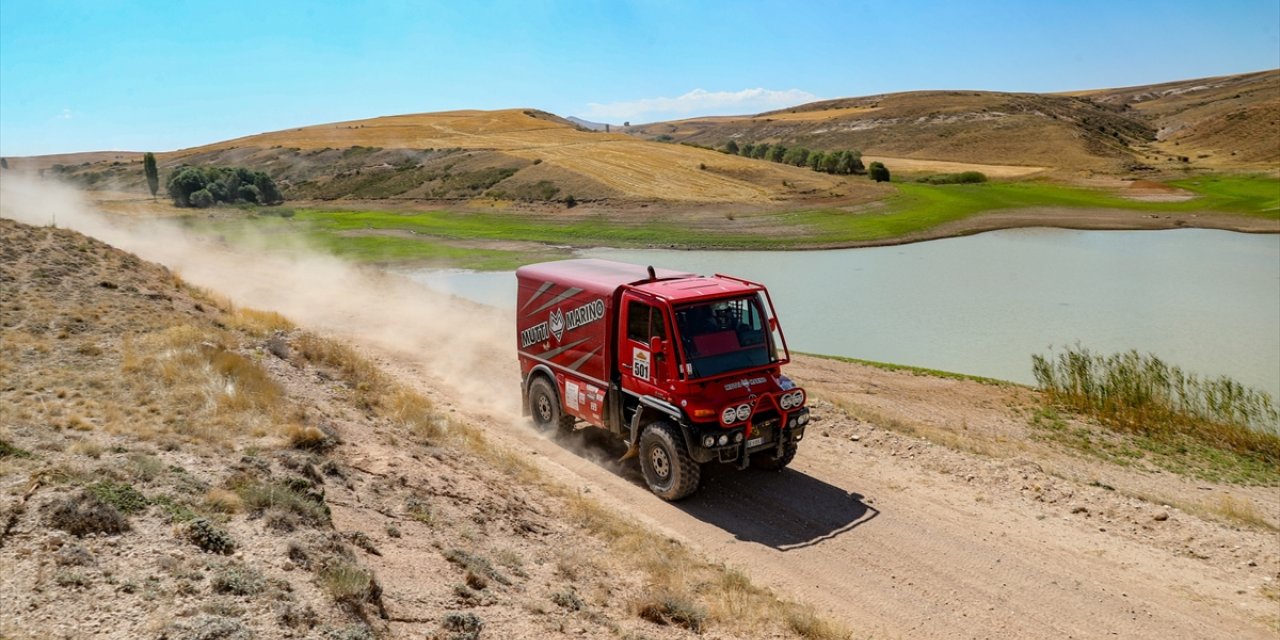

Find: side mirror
[649,337,665,358]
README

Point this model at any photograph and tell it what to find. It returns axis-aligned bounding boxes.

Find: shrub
[441,612,483,640]
[189,518,237,554]
[212,564,265,595]
[46,492,130,536]
[320,559,374,607]
[722,140,739,155]
[636,591,707,632]
[87,480,149,514]
[868,161,891,182]
[443,548,510,586]
[189,189,215,208]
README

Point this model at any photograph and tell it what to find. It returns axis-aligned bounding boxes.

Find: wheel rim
[535,393,552,423]
[649,446,671,480]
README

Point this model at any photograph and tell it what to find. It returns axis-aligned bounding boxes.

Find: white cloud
[582,88,819,123]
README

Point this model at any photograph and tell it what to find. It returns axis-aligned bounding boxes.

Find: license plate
[746,437,764,448]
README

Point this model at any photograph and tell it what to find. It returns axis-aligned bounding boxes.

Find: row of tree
[721,140,873,177]
[166,165,284,208]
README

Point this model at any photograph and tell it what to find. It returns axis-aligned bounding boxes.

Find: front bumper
[690,407,809,464]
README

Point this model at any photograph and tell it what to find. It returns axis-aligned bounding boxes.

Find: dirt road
[376,351,1278,640]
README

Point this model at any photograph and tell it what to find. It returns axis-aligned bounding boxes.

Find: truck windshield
[674,296,774,378]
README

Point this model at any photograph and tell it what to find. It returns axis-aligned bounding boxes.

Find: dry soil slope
[1071,69,1280,168]
[0,218,837,640]
[30,109,862,206]
[627,69,1280,174]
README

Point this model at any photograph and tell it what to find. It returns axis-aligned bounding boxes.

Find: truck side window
[626,302,666,342]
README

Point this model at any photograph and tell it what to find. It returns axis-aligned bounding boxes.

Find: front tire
[639,421,701,501]
[528,377,574,434]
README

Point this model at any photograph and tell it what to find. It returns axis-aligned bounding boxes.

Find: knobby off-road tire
[639,420,701,501]
[528,377,574,434]
[751,442,797,471]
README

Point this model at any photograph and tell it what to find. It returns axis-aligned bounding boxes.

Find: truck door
[619,295,672,399]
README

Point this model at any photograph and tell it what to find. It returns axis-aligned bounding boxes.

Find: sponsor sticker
[565,380,580,410]
[633,348,651,381]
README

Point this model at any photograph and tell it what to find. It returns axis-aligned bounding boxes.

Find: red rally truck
[516,259,810,500]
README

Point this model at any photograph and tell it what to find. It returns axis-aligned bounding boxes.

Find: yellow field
[862,156,1048,178]
[174,109,863,203]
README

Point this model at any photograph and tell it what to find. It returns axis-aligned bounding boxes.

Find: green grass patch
[183,174,1278,270]
[796,351,1017,386]
[790,174,1279,243]
[1031,347,1279,485]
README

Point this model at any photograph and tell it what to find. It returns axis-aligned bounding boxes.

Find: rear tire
[639,421,701,501]
[751,442,797,471]
[528,377,574,434]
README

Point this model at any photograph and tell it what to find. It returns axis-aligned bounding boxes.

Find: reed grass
[1032,347,1280,468]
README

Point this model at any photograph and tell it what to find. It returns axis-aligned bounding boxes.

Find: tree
[807,151,825,171]
[189,188,215,208]
[782,147,809,167]
[752,143,770,160]
[868,161,891,182]
[143,152,159,197]
[768,145,787,163]
[740,142,755,158]
[820,152,840,174]
[723,140,739,155]
[0,158,8,170]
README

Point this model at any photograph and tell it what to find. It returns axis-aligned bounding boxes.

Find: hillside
[17,109,868,207]
[0,218,850,639]
[625,69,1280,174]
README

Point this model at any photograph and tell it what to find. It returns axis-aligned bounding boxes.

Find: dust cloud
[0,174,521,419]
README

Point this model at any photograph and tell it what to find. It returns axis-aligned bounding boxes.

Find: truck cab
[516,259,809,500]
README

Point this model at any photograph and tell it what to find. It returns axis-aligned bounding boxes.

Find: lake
[400,228,1280,398]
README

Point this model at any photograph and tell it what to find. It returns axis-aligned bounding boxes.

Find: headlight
[721,407,738,424]
[702,435,716,448]
[797,412,809,426]
[733,431,744,443]
[735,404,751,422]
[718,434,729,446]
[783,390,805,409]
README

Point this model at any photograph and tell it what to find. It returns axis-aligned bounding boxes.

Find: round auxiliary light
[718,434,729,446]
[735,404,751,422]
[797,412,809,426]
[733,431,744,443]
[721,407,738,424]
[795,390,806,406]
[780,393,795,410]
[702,435,716,448]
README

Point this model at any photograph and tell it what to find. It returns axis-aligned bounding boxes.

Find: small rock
[850,435,860,442]
[1071,506,1089,515]
[1153,512,1169,522]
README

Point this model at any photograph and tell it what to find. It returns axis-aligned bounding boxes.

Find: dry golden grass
[166,108,862,203]
[862,155,1047,178]
[203,488,244,514]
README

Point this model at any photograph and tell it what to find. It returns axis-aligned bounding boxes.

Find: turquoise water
[403,228,1280,398]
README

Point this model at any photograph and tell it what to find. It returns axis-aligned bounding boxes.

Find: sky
[1,0,1277,156]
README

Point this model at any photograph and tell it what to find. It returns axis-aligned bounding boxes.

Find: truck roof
[516,259,762,303]
[517,259,695,295]
[632,276,762,303]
